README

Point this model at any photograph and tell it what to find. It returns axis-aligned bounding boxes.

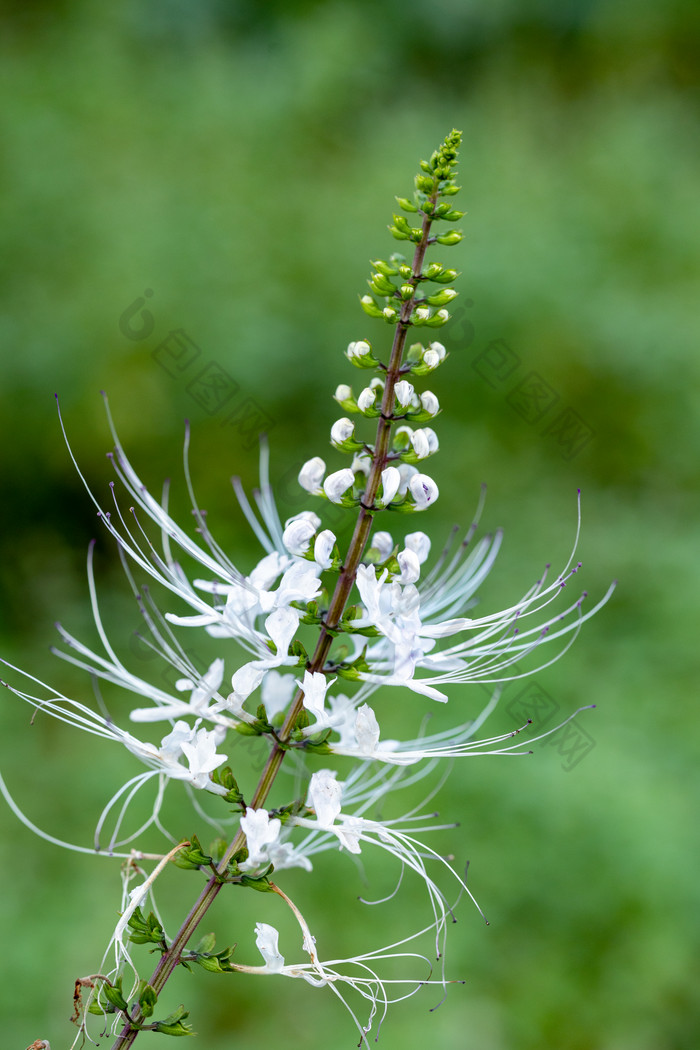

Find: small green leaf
[138,982,158,1019]
[194,932,216,955]
[128,906,166,945]
[173,836,212,870]
[103,977,129,1013]
[152,1004,195,1036]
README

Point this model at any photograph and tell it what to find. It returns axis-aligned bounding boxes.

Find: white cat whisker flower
[226,883,461,1048]
[1,133,614,1046]
[0,661,229,852]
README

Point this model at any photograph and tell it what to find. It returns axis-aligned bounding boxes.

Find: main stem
[111,196,438,1049]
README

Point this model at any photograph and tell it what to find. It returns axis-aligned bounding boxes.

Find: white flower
[351,451,372,476]
[299,670,332,726]
[357,386,377,412]
[409,473,439,509]
[323,468,355,504]
[265,605,301,661]
[396,461,418,494]
[308,769,343,826]
[368,530,394,560]
[334,383,353,402]
[227,605,304,707]
[394,380,415,408]
[255,922,285,972]
[412,427,439,459]
[420,391,439,416]
[282,512,320,556]
[354,704,381,754]
[130,658,226,724]
[379,466,400,505]
[397,548,421,584]
[404,531,431,563]
[346,339,372,361]
[265,839,313,872]
[330,417,355,445]
[275,561,322,606]
[313,529,336,569]
[334,816,364,854]
[178,726,229,789]
[229,662,266,704]
[420,341,447,371]
[261,670,296,720]
[410,428,431,460]
[240,807,281,868]
[299,457,326,495]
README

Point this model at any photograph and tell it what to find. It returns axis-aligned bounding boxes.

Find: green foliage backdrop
[1,2,698,1047]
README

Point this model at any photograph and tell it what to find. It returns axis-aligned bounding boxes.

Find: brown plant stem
[110,189,440,1049]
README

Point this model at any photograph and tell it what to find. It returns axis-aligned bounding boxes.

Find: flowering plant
[1,131,613,1048]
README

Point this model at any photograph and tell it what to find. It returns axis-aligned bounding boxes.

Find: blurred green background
[1,1,698,1047]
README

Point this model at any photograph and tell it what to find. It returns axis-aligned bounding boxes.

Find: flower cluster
[0,131,613,1048]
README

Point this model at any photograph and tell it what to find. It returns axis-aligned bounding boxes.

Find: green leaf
[128,906,166,945]
[209,768,246,808]
[194,932,216,955]
[173,836,212,870]
[152,1005,195,1036]
[103,977,129,1013]
[190,944,237,973]
[138,982,158,1019]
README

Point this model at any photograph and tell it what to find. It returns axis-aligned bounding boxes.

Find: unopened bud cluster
[299,129,464,516]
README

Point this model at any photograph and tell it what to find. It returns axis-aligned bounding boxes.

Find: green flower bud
[424,288,458,307]
[415,174,435,193]
[392,214,412,233]
[334,383,358,412]
[152,1005,194,1036]
[138,983,158,1019]
[412,306,431,325]
[388,225,410,241]
[399,284,414,300]
[330,417,365,453]
[423,262,444,279]
[371,258,398,276]
[359,295,385,319]
[104,978,129,1013]
[395,196,418,212]
[436,230,463,245]
[369,272,397,295]
[430,267,459,284]
[424,308,450,327]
